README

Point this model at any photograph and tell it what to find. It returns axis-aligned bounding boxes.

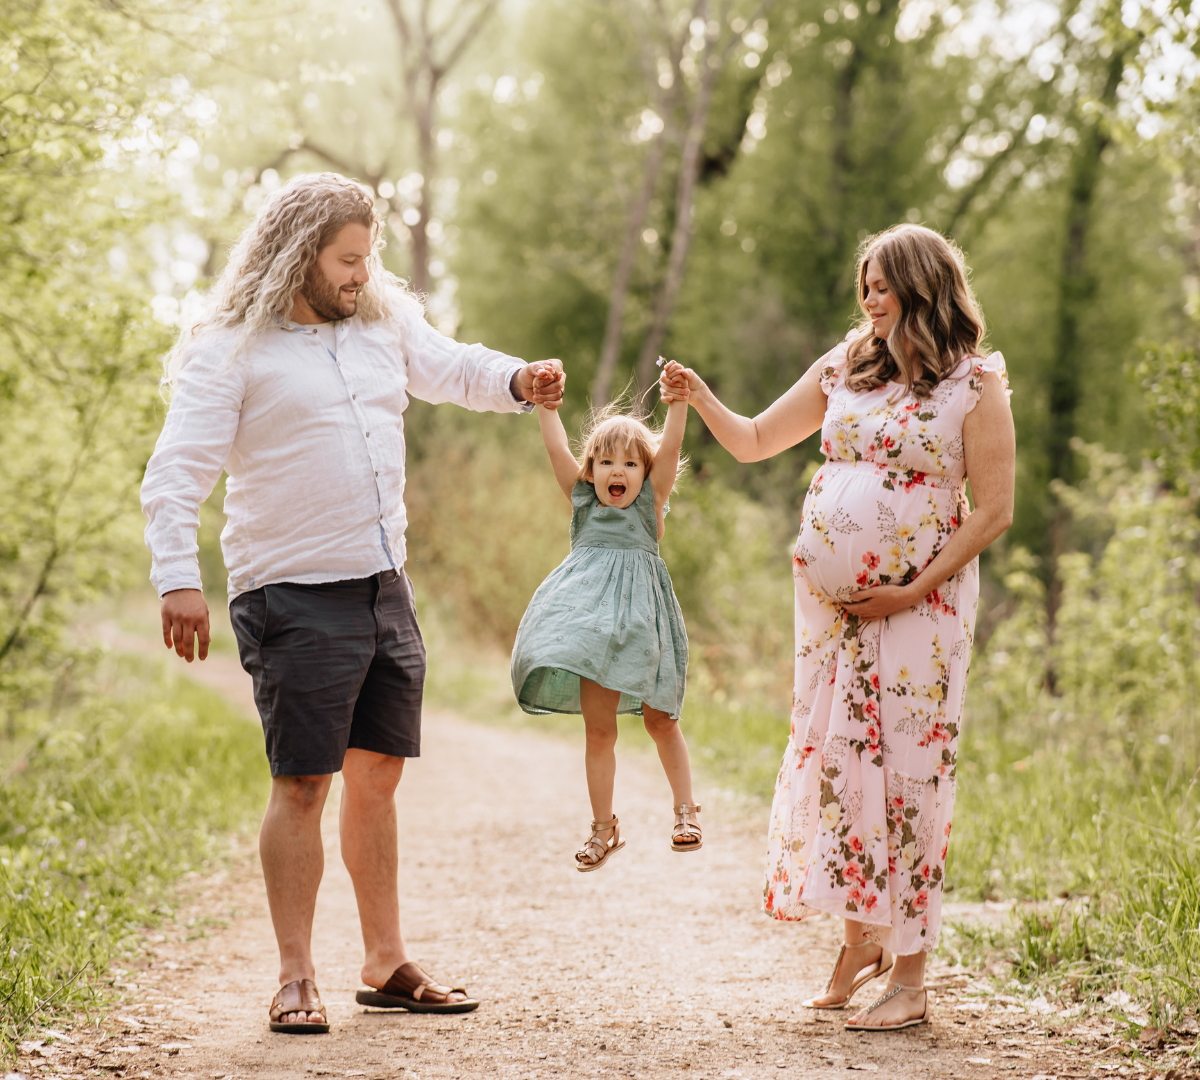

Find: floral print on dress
[764,344,1008,955]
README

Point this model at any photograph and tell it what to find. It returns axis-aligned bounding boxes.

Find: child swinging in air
[510,366,700,872]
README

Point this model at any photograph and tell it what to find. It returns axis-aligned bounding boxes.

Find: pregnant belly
[792,464,962,603]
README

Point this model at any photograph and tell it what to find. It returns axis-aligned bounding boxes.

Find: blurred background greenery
[2,0,1200,1053]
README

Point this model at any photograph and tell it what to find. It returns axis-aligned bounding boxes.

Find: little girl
[510,371,700,872]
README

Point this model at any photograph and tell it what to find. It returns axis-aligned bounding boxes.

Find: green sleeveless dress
[510,477,688,719]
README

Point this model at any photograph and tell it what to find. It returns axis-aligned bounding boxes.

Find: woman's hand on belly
[840,582,922,621]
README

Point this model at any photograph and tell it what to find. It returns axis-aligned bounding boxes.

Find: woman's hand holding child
[659,360,703,405]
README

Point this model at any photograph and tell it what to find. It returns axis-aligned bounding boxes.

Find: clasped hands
[657,360,921,622]
[515,359,566,408]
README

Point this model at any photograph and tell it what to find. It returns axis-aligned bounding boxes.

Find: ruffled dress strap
[964,351,1012,411]
[818,341,851,396]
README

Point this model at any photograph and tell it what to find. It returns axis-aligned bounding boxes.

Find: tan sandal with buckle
[802,942,893,1010]
[269,978,329,1033]
[575,815,625,872]
[671,803,702,851]
[843,983,929,1031]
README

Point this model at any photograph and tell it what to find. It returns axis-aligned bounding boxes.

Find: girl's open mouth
[609,484,626,500]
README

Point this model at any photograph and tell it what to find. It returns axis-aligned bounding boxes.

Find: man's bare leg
[339,748,410,988]
[260,773,332,1024]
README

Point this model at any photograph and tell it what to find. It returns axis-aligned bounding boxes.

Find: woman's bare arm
[537,403,581,498]
[840,371,1016,620]
[661,359,827,462]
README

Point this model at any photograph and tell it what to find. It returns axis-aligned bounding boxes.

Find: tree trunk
[591,124,670,405]
[592,0,697,405]
[1045,45,1127,666]
[410,75,436,298]
[633,35,721,392]
[380,0,499,298]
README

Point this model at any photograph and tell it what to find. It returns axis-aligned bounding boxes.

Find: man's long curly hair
[163,172,421,390]
[844,224,987,399]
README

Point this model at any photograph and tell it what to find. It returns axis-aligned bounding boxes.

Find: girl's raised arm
[537,403,581,498]
[649,397,688,531]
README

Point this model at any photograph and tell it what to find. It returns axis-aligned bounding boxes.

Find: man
[141,172,564,1033]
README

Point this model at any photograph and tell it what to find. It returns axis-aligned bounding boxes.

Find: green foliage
[1132,337,1200,487]
[939,442,1200,1012]
[0,660,266,1061]
[402,407,571,645]
[659,473,794,704]
[0,0,178,719]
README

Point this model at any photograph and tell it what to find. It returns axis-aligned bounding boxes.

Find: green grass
[945,722,1200,1022]
[0,656,267,1061]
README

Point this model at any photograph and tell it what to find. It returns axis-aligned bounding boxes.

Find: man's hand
[512,359,566,409]
[161,588,211,662]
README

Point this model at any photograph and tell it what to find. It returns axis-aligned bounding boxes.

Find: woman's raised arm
[661,359,827,462]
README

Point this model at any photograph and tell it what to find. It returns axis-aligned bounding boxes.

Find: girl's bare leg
[642,705,695,809]
[806,919,887,1008]
[579,678,621,854]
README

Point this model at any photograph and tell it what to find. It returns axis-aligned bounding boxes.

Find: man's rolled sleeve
[402,310,527,413]
[141,340,243,597]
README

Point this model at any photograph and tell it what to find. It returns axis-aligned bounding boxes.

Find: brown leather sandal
[269,978,330,1033]
[355,961,480,1014]
[575,815,625,872]
[671,803,702,851]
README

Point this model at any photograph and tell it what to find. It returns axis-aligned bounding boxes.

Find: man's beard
[300,264,357,322]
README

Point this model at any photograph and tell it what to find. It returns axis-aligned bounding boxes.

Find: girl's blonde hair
[162,172,422,392]
[575,403,684,489]
[844,223,987,399]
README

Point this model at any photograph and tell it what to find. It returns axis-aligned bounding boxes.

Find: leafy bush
[948,441,1200,1011]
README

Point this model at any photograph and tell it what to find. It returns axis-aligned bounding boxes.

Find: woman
[661,224,1014,1030]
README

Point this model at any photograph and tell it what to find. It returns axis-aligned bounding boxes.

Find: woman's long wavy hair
[844,224,987,399]
[162,172,421,391]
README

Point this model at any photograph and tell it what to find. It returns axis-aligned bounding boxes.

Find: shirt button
[375,471,379,477]
[366,431,371,437]
[352,393,357,400]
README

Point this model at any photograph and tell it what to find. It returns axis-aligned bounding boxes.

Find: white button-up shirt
[141,311,528,600]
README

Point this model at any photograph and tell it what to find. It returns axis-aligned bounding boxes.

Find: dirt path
[19,640,1145,1079]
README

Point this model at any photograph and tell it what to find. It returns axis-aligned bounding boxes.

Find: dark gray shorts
[229,570,426,777]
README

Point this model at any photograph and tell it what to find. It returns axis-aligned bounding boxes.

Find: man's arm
[402,310,563,410]
[141,337,243,661]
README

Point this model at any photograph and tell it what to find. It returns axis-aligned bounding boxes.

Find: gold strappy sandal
[802,942,893,1010]
[671,802,702,851]
[575,815,625,872]
[844,983,929,1031]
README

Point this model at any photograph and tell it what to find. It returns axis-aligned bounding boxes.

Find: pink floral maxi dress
[763,343,1009,955]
